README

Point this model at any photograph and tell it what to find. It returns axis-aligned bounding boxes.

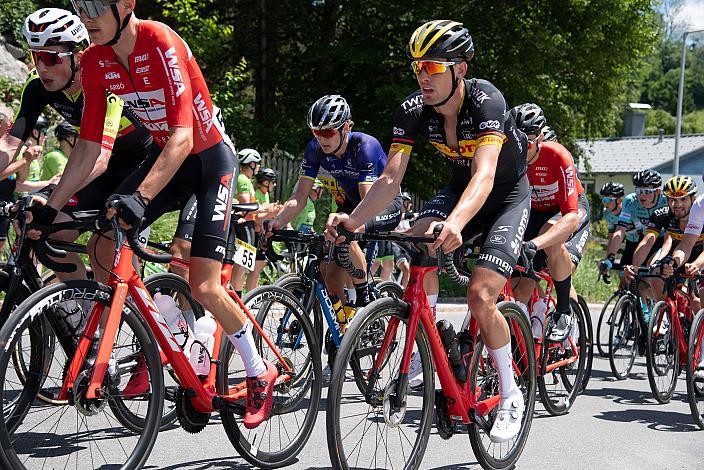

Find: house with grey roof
[574,105,704,195]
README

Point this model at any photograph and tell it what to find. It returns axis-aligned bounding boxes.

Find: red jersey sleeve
[556,146,579,215]
[78,46,108,145]
[152,27,194,130]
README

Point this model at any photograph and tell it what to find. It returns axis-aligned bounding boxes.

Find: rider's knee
[467,284,496,322]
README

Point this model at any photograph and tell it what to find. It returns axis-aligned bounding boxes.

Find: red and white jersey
[79,20,223,153]
[527,141,584,214]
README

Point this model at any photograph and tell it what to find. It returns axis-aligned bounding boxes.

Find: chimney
[658,128,664,143]
[623,103,651,137]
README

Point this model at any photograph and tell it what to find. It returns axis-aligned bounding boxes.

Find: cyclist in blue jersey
[600,182,639,288]
[269,95,402,307]
[601,170,666,276]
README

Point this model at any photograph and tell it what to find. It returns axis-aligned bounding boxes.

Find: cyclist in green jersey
[292,179,322,232]
[231,148,261,297]
[246,168,280,290]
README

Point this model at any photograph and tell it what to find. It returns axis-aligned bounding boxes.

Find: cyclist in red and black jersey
[512,103,590,341]
[2,8,153,280]
[327,20,529,443]
[26,0,276,428]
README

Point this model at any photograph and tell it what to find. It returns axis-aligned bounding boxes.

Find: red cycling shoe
[243,360,277,429]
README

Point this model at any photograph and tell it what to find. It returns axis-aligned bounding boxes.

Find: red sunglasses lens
[313,128,337,138]
[32,51,64,67]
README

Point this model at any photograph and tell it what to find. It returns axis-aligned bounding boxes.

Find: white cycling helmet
[238,148,261,165]
[23,8,89,49]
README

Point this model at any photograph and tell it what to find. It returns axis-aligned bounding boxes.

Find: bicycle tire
[538,300,586,416]
[376,280,404,299]
[326,296,433,470]
[0,280,164,470]
[608,294,638,380]
[218,286,322,468]
[686,308,704,429]
[646,301,679,404]
[577,295,594,394]
[108,272,205,432]
[596,290,622,357]
[468,301,537,470]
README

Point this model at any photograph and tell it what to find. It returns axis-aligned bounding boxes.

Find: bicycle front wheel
[596,290,622,357]
[327,297,434,470]
[577,295,594,394]
[608,294,638,380]
[468,301,537,470]
[686,308,704,429]
[646,301,679,404]
[218,286,322,468]
[0,280,163,470]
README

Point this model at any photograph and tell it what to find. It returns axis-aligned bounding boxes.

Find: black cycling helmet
[54,120,78,140]
[307,95,351,130]
[407,20,474,62]
[401,191,412,202]
[540,126,557,142]
[34,115,49,132]
[633,169,662,188]
[600,181,625,198]
[256,168,277,183]
[513,103,547,135]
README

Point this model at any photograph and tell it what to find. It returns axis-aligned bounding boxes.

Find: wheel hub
[72,370,107,416]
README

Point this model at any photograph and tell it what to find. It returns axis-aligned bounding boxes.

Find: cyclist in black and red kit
[327,20,530,443]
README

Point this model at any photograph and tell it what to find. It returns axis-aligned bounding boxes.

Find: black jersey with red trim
[390,78,527,189]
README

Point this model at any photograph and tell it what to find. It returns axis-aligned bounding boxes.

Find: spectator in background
[0,104,12,136]
[292,178,323,232]
[15,115,49,191]
[246,168,281,291]
[40,121,77,180]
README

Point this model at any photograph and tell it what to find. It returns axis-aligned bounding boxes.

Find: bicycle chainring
[176,386,210,433]
[434,390,455,440]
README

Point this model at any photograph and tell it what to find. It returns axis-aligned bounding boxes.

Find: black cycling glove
[107,193,148,229]
[27,204,58,236]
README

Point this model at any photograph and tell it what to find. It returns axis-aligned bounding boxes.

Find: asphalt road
[138,304,703,470]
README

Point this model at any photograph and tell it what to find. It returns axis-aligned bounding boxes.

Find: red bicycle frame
[370,266,529,423]
[57,237,292,414]
[658,285,696,367]
[500,266,580,374]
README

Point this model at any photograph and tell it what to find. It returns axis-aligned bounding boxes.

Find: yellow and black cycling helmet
[407,20,474,61]
[663,175,697,198]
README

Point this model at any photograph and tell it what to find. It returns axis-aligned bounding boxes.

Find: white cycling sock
[428,294,438,318]
[228,323,267,377]
[487,342,520,399]
[346,288,357,305]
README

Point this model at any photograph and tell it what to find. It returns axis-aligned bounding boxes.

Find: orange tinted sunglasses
[410,60,456,76]
[312,128,339,139]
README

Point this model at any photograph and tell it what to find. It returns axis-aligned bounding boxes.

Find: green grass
[573,239,613,303]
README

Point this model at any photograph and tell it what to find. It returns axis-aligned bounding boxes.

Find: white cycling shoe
[489,392,524,443]
[408,352,424,389]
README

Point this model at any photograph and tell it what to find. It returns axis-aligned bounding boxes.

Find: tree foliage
[0,0,37,47]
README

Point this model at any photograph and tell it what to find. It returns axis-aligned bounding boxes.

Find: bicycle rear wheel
[218,286,321,468]
[327,297,434,470]
[686,308,704,429]
[608,294,638,380]
[468,301,536,470]
[646,301,679,404]
[0,280,163,470]
[596,290,622,357]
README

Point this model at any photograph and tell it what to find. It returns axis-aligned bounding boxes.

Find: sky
[676,0,704,31]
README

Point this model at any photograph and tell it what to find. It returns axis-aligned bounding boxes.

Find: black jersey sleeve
[645,206,670,234]
[8,71,47,142]
[469,79,508,143]
[389,90,424,157]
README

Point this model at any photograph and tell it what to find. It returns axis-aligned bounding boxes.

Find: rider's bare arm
[275,177,314,226]
[444,143,499,229]
[137,127,193,201]
[606,225,626,258]
[673,232,697,267]
[347,149,409,230]
[530,211,579,250]
[47,138,101,210]
[0,135,29,180]
[631,231,657,268]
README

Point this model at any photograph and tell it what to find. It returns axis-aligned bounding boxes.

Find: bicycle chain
[176,386,210,433]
